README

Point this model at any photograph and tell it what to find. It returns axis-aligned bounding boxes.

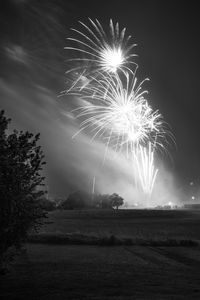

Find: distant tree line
[40,191,124,211]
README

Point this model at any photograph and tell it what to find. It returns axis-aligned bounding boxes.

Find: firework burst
[64,18,138,79]
[65,72,163,157]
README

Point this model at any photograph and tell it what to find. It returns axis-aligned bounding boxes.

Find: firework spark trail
[134,143,158,196]
[64,18,138,83]
[65,72,164,158]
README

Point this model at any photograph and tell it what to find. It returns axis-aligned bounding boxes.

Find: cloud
[5,45,28,65]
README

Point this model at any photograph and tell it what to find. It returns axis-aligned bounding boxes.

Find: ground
[1,209,200,299]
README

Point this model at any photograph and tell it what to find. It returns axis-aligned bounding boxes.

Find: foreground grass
[28,232,199,247]
[1,243,200,300]
[2,209,200,300]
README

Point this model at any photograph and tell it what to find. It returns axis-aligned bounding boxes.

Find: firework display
[64,18,168,199]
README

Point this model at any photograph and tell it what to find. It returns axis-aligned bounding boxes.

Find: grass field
[1,209,200,299]
[40,209,200,241]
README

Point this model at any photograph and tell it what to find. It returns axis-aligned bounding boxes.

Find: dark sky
[0,0,200,204]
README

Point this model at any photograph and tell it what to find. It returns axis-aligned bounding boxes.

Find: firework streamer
[134,143,158,204]
[92,175,96,200]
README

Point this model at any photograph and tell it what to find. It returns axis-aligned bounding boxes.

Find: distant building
[184,203,200,209]
[154,204,178,210]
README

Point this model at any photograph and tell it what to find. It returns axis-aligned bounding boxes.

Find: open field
[39,209,200,241]
[1,209,200,299]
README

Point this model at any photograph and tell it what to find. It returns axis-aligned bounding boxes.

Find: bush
[94,194,112,209]
[39,198,56,211]
[60,191,92,210]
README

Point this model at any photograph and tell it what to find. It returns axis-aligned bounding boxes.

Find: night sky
[0,0,200,204]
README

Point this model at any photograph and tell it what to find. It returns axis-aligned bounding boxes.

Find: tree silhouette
[0,110,46,267]
[109,193,124,210]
